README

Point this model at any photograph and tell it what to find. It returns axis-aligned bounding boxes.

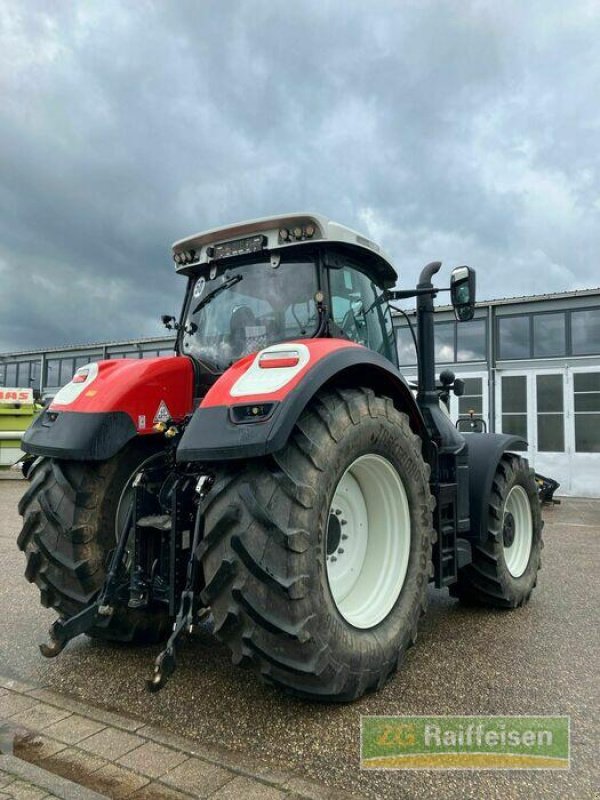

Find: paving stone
[24,691,143,732]
[211,775,287,800]
[87,763,150,799]
[12,733,66,762]
[137,724,291,786]
[116,741,188,779]
[77,727,145,760]
[0,695,39,720]
[160,757,233,798]
[0,770,14,789]
[8,706,71,733]
[1,778,48,800]
[41,715,105,746]
[39,746,109,784]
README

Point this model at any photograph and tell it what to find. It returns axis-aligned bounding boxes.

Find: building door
[568,368,600,497]
[495,368,600,497]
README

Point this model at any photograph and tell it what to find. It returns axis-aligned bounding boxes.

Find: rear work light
[258,350,300,369]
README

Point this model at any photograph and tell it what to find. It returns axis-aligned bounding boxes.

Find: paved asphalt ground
[0,478,598,800]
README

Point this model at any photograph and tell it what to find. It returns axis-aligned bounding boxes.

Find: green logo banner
[361,715,570,770]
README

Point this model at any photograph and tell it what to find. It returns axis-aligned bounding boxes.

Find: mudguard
[22,357,194,461]
[466,433,528,542]
[176,339,425,462]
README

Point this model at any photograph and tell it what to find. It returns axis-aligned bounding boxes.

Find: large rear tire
[450,453,543,607]
[17,442,172,643]
[200,388,435,702]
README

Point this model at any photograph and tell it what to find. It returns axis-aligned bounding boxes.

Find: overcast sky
[1,1,599,353]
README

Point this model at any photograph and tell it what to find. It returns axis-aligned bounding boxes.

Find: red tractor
[17,214,542,702]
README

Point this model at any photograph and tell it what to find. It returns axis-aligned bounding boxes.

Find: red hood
[50,356,194,434]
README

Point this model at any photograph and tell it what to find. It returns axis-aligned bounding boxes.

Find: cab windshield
[181,257,319,370]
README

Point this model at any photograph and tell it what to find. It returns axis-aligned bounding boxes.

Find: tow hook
[146,474,213,693]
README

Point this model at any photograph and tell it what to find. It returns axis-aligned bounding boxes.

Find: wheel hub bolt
[337,548,344,554]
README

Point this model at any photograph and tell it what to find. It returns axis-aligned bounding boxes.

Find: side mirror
[450,266,476,321]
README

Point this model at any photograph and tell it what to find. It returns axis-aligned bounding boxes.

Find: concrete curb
[1,753,109,800]
[0,673,362,799]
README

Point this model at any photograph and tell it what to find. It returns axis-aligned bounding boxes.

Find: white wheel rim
[503,485,533,578]
[325,454,411,629]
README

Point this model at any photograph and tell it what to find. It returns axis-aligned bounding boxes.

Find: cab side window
[329,265,395,361]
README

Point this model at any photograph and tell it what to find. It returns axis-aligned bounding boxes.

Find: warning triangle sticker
[154,400,171,424]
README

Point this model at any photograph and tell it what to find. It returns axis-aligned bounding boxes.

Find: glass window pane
[537,414,564,452]
[536,374,563,412]
[45,360,60,388]
[502,375,527,413]
[59,360,74,386]
[574,372,600,392]
[575,414,600,452]
[457,319,486,361]
[30,361,40,388]
[462,377,483,395]
[574,393,600,412]
[434,322,455,363]
[5,363,17,385]
[498,316,530,359]
[16,362,30,387]
[459,396,483,414]
[0,363,6,385]
[397,326,417,366]
[533,313,566,357]
[141,349,158,359]
[501,414,528,449]
[572,309,600,356]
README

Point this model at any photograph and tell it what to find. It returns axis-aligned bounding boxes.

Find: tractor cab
[171,214,399,381]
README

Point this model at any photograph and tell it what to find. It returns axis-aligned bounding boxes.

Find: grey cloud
[1,0,599,352]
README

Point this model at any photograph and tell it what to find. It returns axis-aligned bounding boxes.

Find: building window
[5,363,17,386]
[571,309,600,356]
[59,359,74,386]
[536,374,564,452]
[458,377,483,416]
[501,375,527,450]
[457,318,486,362]
[573,372,600,452]
[498,316,530,360]
[45,360,61,388]
[30,360,41,389]
[434,322,455,364]
[397,326,417,366]
[74,354,102,371]
[533,313,566,358]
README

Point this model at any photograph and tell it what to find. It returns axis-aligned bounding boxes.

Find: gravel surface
[1,479,598,799]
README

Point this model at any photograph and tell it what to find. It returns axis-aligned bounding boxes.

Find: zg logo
[376,723,417,748]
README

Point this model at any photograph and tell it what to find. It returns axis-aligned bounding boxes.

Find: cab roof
[172,212,398,288]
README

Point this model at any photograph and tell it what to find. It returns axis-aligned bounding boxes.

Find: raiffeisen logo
[361,715,570,770]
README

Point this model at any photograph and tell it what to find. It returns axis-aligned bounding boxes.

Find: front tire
[200,388,435,702]
[17,443,172,643]
[451,453,543,607]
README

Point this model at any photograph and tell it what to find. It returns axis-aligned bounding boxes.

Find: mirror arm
[387,287,443,300]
